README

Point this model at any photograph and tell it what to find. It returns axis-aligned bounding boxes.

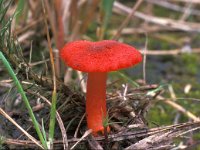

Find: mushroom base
[86,72,109,135]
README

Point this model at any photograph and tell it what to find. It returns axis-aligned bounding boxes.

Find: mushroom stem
[86,72,108,134]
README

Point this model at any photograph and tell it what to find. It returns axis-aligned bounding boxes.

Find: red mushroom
[60,40,142,135]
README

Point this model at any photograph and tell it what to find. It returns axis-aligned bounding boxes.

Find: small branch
[143,32,148,84]
[125,131,174,150]
[113,1,200,32]
[110,26,176,35]
[112,0,144,40]
[87,135,103,150]
[158,96,200,122]
[54,0,65,50]
[179,1,193,21]
[4,121,200,148]
[168,0,200,4]
[165,100,200,122]
[74,113,86,138]
[42,0,58,148]
[28,91,68,150]
[140,48,200,55]
[145,0,200,16]
[70,129,92,150]
[0,108,43,149]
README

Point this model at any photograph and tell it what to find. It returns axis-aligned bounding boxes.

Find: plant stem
[0,51,47,149]
[48,90,57,145]
[86,72,108,134]
[41,1,57,148]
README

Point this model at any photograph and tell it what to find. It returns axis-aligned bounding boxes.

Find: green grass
[0,52,47,149]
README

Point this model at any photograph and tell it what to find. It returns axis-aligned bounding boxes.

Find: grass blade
[99,0,115,39]
[42,1,57,148]
[0,51,47,149]
[111,71,139,87]
[15,0,25,24]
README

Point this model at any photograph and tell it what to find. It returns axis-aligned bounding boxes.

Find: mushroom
[60,40,142,135]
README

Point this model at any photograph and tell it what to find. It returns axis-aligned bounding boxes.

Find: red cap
[60,40,142,72]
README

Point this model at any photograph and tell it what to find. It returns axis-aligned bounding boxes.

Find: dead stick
[112,0,144,40]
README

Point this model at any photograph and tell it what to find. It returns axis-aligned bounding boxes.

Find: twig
[70,129,92,150]
[74,113,86,138]
[112,0,144,40]
[143,32,148,84]
[62,0,71,35]
[168,85,181,124]
[87,135,103,150]
[17,31,35,43]
[113,1,200,32]
[110,26,176,35]
[139,48,200,55]
[80,0,100,34]
[68,20,82,41]
[64,68,73,85]
[179,1,193,21]
[53,0,65,78]
[28,91,68,150]
[0,108,43,149]
[54,0,65,50]
[15,17,43,35]
[176,126,200,137]
[120,84,136,118]
[168,0,200,4]
[165,100,200,122]
[43,0,57,47]
[125,131,174,150]
[145,0,200,16]
[53,49,61,78]
[168,85,176,100]
[157,96,200,122]
[44,0,61,78]
[42,0,58,148]
[77,71,86,93]
[4,121,200,148]
[0,81,12,88]
[29,59,50,67]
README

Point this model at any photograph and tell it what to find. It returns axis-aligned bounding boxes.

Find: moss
[147,102,175,126]
[180,54,199,75]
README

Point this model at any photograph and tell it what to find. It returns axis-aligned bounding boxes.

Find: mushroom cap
[60,40,142,72]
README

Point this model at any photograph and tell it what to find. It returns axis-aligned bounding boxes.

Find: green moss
[147,103,175,126]
[180,54,199,75]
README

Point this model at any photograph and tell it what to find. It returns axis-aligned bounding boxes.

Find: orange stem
[86,72,108,134]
